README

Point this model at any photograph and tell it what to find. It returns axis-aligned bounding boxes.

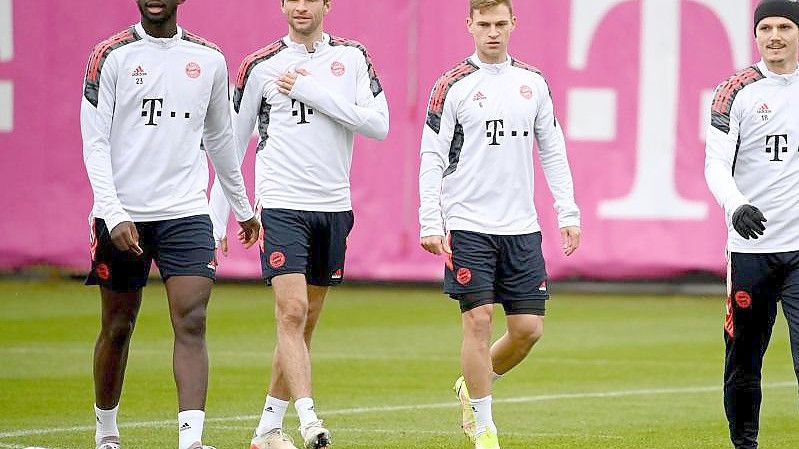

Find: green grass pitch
[0,279,796,449]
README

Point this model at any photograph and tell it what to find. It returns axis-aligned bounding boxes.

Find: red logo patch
[96,263,110,281]
[185,62,201,79]
[520,85,533,99]
[331,61,346,77]
[269,251,286,269]
[735,291,752,309]
[456,268,472,285]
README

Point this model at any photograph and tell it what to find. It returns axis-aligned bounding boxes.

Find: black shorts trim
[452,291,547,315]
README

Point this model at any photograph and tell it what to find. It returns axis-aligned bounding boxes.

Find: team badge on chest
[331,61,346,77]
[520,85,533,100]
[185,62,201,79]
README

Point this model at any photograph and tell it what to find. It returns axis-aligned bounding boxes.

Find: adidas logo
[265,406,274,413]
[331,269,342,280]
[132,65,147,77]
[180,422,191,431]
[472,91,487,101]
[757,103,771,114]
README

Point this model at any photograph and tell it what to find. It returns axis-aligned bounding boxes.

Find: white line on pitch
[0,381,794,439]
[214,424,624,440]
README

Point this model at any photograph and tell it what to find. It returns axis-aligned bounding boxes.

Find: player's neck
[475,50,509,65]
[141,20,179,39]
[288,29,325,52]
[764,58,799,75]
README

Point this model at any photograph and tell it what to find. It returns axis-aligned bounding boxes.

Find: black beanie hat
[755,0,799,34]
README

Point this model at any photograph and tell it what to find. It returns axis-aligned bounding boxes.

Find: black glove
[731,204,767,240]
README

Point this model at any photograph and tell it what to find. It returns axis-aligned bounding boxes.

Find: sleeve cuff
[104,210,133,235]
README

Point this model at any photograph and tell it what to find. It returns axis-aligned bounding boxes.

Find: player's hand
[732,204,767,240]
[276,68,310,95]
[560,226,581,256]
[421,235,451,255]
[216,236,229,257]
[237,216,261,249]
[110,221,143,256]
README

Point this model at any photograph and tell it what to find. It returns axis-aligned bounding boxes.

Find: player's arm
[705,87,751,220]
[532,78,581,254]
[207,60,263,248]
[281,53,389,140]
[704,87,766,239]
[80,50,134,236]
[418,81,456,255]
[202,56,259,248]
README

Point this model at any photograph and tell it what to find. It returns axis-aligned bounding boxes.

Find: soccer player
[80,1,260,448]
[705,1,799,447]
[418,1,580,448]
[207,0,389,447]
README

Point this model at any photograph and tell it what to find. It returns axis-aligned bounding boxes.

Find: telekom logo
[0,0,12,133]
[567,0,751,220]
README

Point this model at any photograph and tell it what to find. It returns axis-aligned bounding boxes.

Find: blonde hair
[469,0,513,17]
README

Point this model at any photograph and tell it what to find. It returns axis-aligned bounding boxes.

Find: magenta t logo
[568,0,751,219]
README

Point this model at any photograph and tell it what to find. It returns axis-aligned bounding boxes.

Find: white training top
[705,60,799,253]
[80,23,253,233]
[208,33,389,241]
[418,54,580,237]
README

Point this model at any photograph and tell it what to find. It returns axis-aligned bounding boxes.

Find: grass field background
[0,279,796,449]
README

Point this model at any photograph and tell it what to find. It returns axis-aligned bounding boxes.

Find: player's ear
[323,0,331,15]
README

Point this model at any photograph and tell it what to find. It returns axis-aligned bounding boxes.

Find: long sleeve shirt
[418,54,579,238]
[705,60,799,253]
[208,33,389,241]
[80,23,253,233]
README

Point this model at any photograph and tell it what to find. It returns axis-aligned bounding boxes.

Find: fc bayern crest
[269,251,286,269]
[185,62,201,79]
[520,85,533,100]
[456,267,472,285]
[331,61,346,77]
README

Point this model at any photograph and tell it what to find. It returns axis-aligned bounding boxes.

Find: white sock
[491,371,503,384]
[294,397,319,429]
[255,395,289,436]
[94,404,120,444]
[177,410,205,449]
[470,395,497,436]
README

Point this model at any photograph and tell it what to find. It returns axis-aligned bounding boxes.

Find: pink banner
[0,1,761,280]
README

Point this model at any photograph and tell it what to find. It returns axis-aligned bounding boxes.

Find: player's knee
[509,317,543,345]
[276,300,308,330]
[463,308,493,336]
[103,316,136,348]
[726,372,761,390]
[174,306,207,339]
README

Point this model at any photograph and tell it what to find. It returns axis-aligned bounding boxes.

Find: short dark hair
[469,0,513,17]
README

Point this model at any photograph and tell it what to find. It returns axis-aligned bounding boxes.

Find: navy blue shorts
[444,230,549,315]
[85,215,216,292]
[260,208,354,286]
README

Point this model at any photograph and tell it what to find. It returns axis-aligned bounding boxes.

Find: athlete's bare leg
[490,315,544,375]
[94,287,143,409]
[165,276,213,411]
[268,284,329,400]
[461,303,494,399]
